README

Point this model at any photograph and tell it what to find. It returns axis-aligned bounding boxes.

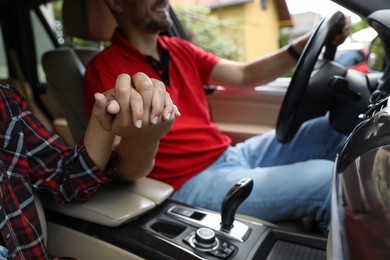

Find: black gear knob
[220,177,253,230]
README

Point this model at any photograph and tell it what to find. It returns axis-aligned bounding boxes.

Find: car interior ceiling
[334,0,390,18]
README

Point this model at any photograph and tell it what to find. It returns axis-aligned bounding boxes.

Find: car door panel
[208,81,288,143]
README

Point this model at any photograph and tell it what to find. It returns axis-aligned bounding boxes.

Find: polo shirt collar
[111,28,169,60]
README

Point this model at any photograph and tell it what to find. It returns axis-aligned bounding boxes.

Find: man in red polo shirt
[84,0,351,232]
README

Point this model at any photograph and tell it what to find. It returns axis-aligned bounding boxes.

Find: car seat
[42,0,117,144]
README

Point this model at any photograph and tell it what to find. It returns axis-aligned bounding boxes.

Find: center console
[140,201,327,259]
[41,178,328,259]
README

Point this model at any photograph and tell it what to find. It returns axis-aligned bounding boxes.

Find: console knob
[195,228,215,245]
[191,228,219,251]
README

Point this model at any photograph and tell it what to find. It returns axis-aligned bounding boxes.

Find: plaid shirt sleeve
[0,83,116,259]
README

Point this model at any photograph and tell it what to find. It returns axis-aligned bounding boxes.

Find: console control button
[195,228,216,246]
[188,228,219,251]
[209,241,236,259]
[171,207,195,217]
[183,230,236,259]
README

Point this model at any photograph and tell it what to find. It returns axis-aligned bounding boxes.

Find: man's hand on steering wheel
[331,15,352,47]
[287,14,351,63]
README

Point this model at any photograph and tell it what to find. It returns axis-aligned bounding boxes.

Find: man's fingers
[115,73,144,128]
[129,89,144,128]
[132,72,154,111]
[332,15,352,46]
[133,73,170,125]
[114,74,131,115]
[162,92,180,121]
[113,73,177,127]
[150,78,166,124]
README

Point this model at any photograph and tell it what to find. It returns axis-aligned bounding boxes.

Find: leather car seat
[42,0,117,143]
[34,193,47,246]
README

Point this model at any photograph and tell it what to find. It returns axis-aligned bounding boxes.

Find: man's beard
[143,17,172,32]
[132,13,172,33]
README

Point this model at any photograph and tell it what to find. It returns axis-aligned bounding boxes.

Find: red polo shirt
[84,30,231,190]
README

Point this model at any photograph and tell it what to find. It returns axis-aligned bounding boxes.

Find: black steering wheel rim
[276,11,346,143]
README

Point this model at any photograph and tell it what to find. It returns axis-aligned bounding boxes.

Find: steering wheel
[276,11,346,143]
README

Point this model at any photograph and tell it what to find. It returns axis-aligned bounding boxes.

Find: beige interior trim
[119,177,174,205]
[235,214,278,228]
[46,222,143,260]
[34,193,47,246]
[40,178,173,227]
[217,122,274,135]
[52,118,75,146]
[217,122,274,144]
[326,230,333,260]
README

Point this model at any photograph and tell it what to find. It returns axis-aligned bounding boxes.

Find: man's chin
[145,20,172,33]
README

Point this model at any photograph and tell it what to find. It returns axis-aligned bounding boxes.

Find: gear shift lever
[220,178,253,230]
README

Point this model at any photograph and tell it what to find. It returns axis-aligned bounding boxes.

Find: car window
[0,26,8,78]
[335,49,365,66]
[31,4,57,84]
[172,0,365,80]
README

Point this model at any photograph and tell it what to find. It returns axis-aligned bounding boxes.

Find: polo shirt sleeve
[171,37,220,85]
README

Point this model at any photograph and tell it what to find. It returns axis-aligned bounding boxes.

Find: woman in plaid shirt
[0,73,178,259]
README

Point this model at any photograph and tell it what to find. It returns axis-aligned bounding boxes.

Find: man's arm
[209,16,351,88]
[209,34,308,88]
[84,73,178,181]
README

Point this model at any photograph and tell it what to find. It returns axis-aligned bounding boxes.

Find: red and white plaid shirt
[0,83,115,259]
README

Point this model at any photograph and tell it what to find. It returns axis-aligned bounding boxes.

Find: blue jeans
[0,245,7,259]
[171,116,347,231]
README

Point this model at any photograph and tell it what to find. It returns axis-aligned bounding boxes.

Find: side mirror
[368,36,387,72]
